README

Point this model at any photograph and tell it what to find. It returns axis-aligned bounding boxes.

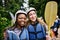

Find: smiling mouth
[20,22,25,24]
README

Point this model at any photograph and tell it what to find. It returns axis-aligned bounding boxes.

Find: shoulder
[3,26,16,34]
[3,26,12,33]
[24,28,28,31]
[23,28,28,34]
[27,24,33,30]
[37,18,45,25]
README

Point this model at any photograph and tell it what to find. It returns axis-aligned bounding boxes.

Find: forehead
[29,11,36,14]
[18,14,26,17]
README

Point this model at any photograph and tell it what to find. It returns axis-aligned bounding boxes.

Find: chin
[31,19,36,21]
[21,25,24,27]
[20,24,25,27]
[32,20,36,22]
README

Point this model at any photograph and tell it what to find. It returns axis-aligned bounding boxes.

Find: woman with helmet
[27,7,46,40]
[3,10,29,40]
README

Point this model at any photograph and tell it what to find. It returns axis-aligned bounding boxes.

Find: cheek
[17,19,21,24]
[29,15,32,18]
[17,19,21,22]
[29,15,33,20]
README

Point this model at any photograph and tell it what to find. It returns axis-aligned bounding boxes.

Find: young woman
[27,7,46,40]
[4,10,29,40]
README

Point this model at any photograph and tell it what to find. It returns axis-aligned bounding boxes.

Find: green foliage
[0,0,23,40]
[0,17,11,40]
[29,0,49,17]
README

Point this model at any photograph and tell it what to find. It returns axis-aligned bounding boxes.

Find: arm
[3,30,9,40]
[41,25,46,37]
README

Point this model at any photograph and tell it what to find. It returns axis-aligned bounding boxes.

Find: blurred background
[0,0,60,40]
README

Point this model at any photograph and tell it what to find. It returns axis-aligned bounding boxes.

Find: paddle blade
[44,1,58,28]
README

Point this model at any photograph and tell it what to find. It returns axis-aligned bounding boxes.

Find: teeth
[21,22,24,24]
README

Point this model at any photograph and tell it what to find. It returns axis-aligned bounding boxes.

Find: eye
[19,17,22,19]
[29,14,32,16]
[23,18,26,20]
[18,17,26,20]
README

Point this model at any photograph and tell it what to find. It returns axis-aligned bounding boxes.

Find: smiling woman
[17,14,27,27]
[27,7,46,40]
[3,10,29,40]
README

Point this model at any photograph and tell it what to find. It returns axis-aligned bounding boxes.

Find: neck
[17,25,22,29]
[31,20,38,26]
[31,21,36,24]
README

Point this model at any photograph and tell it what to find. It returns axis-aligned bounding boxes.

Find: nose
[31,14,35,18]
[21,18,24,21]
[21,18,26,21]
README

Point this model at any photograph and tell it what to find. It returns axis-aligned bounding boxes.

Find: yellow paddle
[44,1,58,37]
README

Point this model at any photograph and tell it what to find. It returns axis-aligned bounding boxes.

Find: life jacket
[54,20,59,28]
[58,19,60,25]
[7,28,29,40]
[27,23,46,40]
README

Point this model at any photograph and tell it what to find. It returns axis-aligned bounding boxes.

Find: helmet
[27,7,36,14]
[15,10,27,22]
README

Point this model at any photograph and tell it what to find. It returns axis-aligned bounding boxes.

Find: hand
[54,28,57,31]
[46,35,51,40]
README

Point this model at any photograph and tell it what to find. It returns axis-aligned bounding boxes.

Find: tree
[0,0,24,40]
[29,0,49,17]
